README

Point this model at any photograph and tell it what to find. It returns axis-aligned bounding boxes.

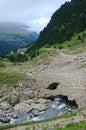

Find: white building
[17,48,27,54]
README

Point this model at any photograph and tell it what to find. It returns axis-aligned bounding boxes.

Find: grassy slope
[0,58,27,87]
[21,30,86,70]
[0,68,25,87]
[26,30,86,61]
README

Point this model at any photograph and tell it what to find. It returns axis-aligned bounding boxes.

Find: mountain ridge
[27,0,86,52]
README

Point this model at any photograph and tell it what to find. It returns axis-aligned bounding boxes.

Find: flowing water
[10,97,68,124]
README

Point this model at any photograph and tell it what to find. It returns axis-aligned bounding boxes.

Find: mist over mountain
[0,22,38,54]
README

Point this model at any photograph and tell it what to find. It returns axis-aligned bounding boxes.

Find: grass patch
[0,61,5,67]
[56,120,86,130]
[42,126,48,130]
[0,67,25,87]
[0,58,13,67]
[25,128,30,130]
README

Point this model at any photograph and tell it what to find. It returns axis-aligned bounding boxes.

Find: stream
[0,94,78,126]
[9,97,68,124]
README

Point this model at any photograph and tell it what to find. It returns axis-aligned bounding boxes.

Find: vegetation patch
[56,120,86,130]
[0,68,25,87]
[6,52,28,63]
[0,61,5,67]
[26,30,86,60]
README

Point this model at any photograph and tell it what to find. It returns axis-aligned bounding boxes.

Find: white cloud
[26,17,50,33]
[0,0,71,32]
[33,17,49,25]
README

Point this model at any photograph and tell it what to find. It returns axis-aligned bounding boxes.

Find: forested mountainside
[0,22,38,54]
[27,0,86,52]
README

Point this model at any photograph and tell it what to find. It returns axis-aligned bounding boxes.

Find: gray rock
[27,115,33,120]
[31,109,40,117]
[0,117,10,123]
[0,92,3,98]
[8,94,20,106]
[0,102,11,111]
[0,109,4,117]
[11,113,18,119]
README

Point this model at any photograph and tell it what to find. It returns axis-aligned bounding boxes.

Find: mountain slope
[0,22,38,54]
[28,0,86,51]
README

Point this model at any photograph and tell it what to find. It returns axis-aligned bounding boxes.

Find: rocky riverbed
[0,96,74,125]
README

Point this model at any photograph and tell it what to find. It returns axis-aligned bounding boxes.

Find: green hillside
[26,0,86,57]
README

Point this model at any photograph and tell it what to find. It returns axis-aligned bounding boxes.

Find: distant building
[17,48,27,54]
[10,51,13,54]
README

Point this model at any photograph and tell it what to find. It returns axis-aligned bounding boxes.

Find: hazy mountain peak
[0,22,38,54]
[0,22,31,35]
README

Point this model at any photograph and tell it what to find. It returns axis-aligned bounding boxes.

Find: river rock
[14,102,31,112]
[23,90,35,99]
[0,91,3,98]
[0,109,4,117]
[38,98,50,104]
[27,115,32,120]
[31,108,40,117]
[0,102,11,110]
[30,103,48,112]
[0,117,10,123]
[8,93,20,106]
[11,113,18,119]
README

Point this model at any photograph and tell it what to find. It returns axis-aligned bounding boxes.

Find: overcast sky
[0,0,71,33]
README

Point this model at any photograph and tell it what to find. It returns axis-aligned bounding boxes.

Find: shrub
[58,44,63,49]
